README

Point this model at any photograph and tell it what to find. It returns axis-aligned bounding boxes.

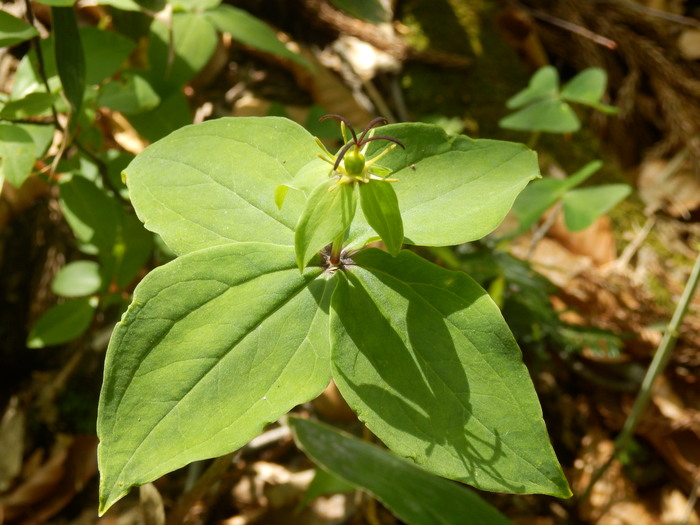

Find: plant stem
[528,131,541,149]
[579,247,700,502]
[329,231,345,266]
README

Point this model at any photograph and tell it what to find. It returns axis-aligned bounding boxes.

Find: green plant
[499,65,617,134]
[0,0,310,347]
[96,115,572,515]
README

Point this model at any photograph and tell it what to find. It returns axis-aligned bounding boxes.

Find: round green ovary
[343,148,365,176]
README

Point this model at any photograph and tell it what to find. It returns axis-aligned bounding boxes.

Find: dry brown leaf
[638,158,700,218]
[0,434,98,524]
[0,397,25,492]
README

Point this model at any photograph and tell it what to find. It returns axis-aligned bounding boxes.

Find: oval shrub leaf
[97,243,336,514]
[123,117,319,255]
[291,416,515,525]
[330,249,571,498]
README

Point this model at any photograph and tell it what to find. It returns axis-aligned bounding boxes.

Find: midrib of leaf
[112,268,324,485]
[351,264,551,480]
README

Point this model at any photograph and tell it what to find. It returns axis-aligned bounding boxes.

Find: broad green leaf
[331,249,571,498]
[52,260,103,297]
[291,417,515,525]
[506,66,559,109]
[562,184,631,231]
[352,123,540,248]
[97,243,336,514]
[0,92,56,119]
[59,175,119,255]
[26,297,96,348]
[204,5,310,70]
[79,27,136,86]
[126,91,191,142]
[98,72,160,115]
[0,124,36,188]
[52,7,85,115]
[498,98,580,133]
[295,180,357,271]
[146,13,218,96]
[560,67,607,107]
[0,11,39,47]
[123,117,319,255]
[358,181,403,256]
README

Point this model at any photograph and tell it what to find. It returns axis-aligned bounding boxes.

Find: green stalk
[580,247,700,502]
[329,230,346,266]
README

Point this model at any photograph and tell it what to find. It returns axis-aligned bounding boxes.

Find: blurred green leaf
[0,123,36,188]
[0,11,39,47]
[14,123,55,157]
[26,298,97,348]
[299,468,355,508]
[126,91,192,142]
[562,184,631,231]
[98,72,160,115]
[204,5,310,69]
[52,260,103,297]
[499,99,580,133]
[52,6,85,115]
[560,67,607,106]
[80,27,136,85]
[0,92,56,119]
[291,417,515,525]
[328,0,389,24]
[59,175,119,255]
[146,13,218,96]
[506,66,558,109]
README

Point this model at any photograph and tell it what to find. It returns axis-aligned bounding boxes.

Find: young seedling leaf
[0,123,36,188]
[330,249,571,498]
[123,117,319,254]
[291,417,515,525]
[295,179,357,271]
[358,181,403,256]
[506,65,559,109]
[562,184,631,231]
[560,67,607,107]
[97,243,336,514]
[499,98,580,133]
[351,123,540,248]
[0,11,39,47]
[511,178,566,233]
